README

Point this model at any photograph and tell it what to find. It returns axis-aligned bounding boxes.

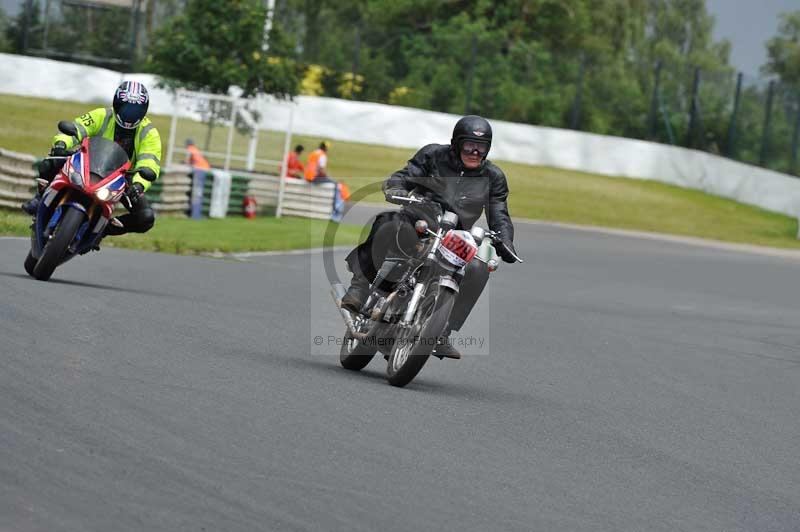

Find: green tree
[146,0,298,99]
[276,0,732,143]
[763,11,800,87]
[0,8,11,52]
[5,0,43,53]
[146,0,299,149]
[50,4,133,62]
[762,12,800,173]
[632,0,732,147]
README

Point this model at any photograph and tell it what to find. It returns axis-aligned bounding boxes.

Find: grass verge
[2,94,799,249]
[0,211,362,255]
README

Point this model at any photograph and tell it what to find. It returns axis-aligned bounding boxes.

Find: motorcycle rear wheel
[339,329,378,371]
[33,208,84,281]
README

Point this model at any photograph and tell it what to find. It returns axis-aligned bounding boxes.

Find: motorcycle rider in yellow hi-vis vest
[23,81,162,237]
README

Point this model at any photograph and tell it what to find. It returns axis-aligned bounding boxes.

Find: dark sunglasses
[461,141,489,156]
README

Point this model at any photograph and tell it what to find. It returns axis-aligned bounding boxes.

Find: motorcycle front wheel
[33,207,84,281]
[386,287,456,387]
[24,250,36,277]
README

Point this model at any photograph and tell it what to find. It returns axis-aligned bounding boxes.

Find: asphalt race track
[1,215,799,531]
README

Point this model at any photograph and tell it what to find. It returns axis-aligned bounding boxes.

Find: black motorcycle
[331,195,522,387]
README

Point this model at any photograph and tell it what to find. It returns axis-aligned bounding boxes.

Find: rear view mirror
[57,121,78,137]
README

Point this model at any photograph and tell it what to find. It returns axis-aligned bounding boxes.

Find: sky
[706,0,797,77]
[0,0,796,77]
[1,0,18,16]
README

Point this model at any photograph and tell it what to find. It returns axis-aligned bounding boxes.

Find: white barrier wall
[2,53,800,218]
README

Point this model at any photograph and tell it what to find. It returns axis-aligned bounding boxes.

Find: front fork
[399,272,459,327]
[400,282,427,326]
[397,228,446,326]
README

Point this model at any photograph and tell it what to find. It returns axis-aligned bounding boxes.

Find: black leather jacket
[383,144,514,243]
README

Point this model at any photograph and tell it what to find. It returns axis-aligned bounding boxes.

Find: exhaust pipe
[331,282,347,303]
[330,283,366,339]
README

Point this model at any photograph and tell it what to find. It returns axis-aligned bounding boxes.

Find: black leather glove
[385,188,410,204]
[495,239,519,263]
[50,141,68,157]
[123,182,145,209]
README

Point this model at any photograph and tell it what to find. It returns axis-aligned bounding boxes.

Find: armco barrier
[279,178,337,220]
[147,166,193,214]
[0,148,36,209]
[0,149,335,219]
[225,171,336,219]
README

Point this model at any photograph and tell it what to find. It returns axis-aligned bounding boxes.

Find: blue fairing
[47,206,63,231]
[74,219,91,245]
[71,219,99,256]
[32,197,89,260]
[32,197,56,256]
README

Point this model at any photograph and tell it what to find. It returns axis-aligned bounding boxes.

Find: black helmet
[113,81,149,129]
[451,115,492,157]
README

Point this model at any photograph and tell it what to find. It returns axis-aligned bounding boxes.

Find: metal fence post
[43,0,52,50]
[570,54,587,130]
[685,67,701,148]
[791,95,800,176]
[464,35,477,115]
[262,0,276,52]
[725,72,743,158]
[759,80,776,167]
[658,90,677,145]
[275,104,295,219]
[20,0,34,52]
[129,0,142,69]
[350,26,361,99]
[165,91,180,169]
[224,100,237,172]
[647,61,663,140]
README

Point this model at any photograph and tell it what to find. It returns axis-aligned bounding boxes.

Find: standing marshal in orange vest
[185,138,211,170]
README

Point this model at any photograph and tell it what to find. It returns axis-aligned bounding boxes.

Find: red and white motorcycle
[25,121,131,281]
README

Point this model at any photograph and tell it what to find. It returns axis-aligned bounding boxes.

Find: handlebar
[498,242,524,263]
[392,197,524,263]
[42,148,80,161]
[390,194,425,204]
[484,230,524,263]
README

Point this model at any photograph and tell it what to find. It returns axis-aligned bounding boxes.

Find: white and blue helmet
[113,81,149,129]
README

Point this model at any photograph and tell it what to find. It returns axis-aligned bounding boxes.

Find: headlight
[95,187,112,201]
[469,226,486,244]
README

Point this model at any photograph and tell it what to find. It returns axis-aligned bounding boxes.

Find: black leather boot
[21,188,43,215]
[340,272,370,314]
[432,334,461,359]
[23,156,61,215]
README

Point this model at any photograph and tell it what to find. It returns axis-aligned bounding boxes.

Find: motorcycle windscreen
[87,137,129,184]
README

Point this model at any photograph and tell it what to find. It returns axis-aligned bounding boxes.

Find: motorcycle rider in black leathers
[341,115,518,359]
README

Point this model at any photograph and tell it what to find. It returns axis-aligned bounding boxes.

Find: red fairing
[441,230,478,263]
[78,137,132,195]
[50,137,132,220]
[49,172,70,192]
